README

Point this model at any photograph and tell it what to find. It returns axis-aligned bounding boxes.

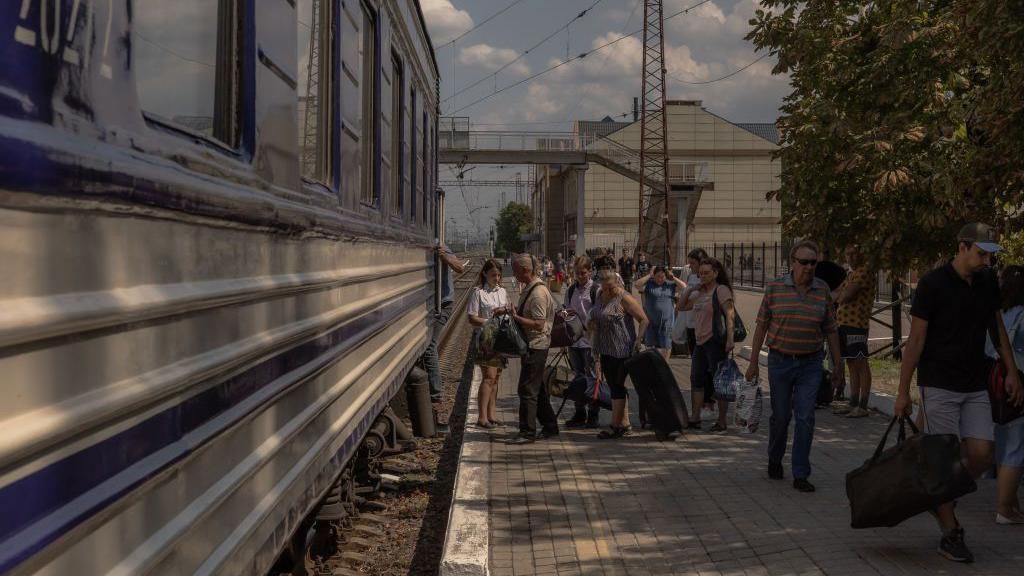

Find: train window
[410,87,418,223]
[427,119,434,227]
[422,110,429,226]
[359,1,377,207]
[390,53,404,217]
[298,0,335,183]
[134,1,240,147]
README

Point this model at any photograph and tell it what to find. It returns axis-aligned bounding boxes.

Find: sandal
[474,421,495,429]
[709,423,727,433]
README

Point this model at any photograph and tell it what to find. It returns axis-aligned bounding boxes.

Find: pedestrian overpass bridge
[437,118,713,263]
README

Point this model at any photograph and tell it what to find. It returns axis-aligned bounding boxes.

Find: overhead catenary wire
[566,0,641,124]
[468,111,632,127]
[447,0,715,114]
[667,53,770,85]
[441,0,605,105]
[439,0,531,46]
[133,32,215,68]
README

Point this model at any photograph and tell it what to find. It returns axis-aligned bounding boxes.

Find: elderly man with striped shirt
[746,240,845,493]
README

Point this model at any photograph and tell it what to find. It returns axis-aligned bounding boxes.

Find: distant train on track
[0,1,441,574]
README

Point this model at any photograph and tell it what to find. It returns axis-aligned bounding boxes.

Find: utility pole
[636,0,672,267]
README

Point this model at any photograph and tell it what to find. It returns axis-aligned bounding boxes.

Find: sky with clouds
[422,0,791,244]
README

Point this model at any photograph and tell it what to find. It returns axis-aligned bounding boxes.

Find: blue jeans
[422,301,453,402]
[767,350,823,480]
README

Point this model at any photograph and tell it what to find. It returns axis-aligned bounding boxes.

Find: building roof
[576,106,779,146]
[734,122,779,145]
[576,117,631,140]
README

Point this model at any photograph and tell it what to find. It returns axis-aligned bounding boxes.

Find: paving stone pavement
[479,353,1024,576]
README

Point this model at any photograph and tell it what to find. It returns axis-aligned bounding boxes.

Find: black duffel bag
[846,416,977,529]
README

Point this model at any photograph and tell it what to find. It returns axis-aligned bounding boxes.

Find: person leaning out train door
[423,244,465,432]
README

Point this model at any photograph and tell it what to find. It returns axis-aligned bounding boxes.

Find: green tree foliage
[746,1,1024,273]
[495,202,533,255]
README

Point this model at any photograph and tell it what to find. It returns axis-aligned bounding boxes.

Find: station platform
[444,350,1022,576]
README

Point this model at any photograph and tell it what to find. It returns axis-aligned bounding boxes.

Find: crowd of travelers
[442,222,1024,564]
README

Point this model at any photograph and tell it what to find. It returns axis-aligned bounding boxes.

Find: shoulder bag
[550,309,585,348]
[987,308,1024,424]
[711,287,747,343]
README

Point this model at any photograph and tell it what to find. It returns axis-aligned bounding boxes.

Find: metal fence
[691,242,789,290]
[691,242,908,303]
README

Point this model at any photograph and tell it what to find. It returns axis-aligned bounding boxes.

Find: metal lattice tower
[301,0,321,177]
[636,0,672,266]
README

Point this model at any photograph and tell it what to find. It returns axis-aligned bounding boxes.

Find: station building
[532,100,781,259]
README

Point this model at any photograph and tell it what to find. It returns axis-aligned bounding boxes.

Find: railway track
[296,255,484,576]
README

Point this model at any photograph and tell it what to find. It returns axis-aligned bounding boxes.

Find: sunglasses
[794,258,818,267]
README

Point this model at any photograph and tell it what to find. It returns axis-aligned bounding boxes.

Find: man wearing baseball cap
[895,223,1024,562]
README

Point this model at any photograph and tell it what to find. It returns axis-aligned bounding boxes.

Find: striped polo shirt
[756,274,837,355]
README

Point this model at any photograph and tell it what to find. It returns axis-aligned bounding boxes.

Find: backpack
[566,282,599,309]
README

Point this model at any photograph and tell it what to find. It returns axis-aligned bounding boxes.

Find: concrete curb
[439,366,490,576]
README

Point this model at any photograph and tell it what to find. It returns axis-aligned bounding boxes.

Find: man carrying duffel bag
[894,223,1024,563]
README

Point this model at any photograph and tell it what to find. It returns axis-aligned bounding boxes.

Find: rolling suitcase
[625,350,689,440]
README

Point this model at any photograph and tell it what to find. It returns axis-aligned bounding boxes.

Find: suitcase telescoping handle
[871,416,921,463]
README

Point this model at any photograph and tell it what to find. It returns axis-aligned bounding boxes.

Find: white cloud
[458,44,530,77]
[441,0,790,127]
[422,0,474,45]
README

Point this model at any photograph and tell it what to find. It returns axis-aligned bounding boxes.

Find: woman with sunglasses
[679,257,735,432]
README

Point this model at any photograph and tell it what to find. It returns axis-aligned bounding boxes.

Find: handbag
[550,309,585,348]
[588,368,613,409]
[491,282,541,358]
[489,316,529,358]
[846,417,977,529]
[987,361,1024,425]
[711,287,747,343]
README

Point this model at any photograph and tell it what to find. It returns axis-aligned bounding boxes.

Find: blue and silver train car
[0,1,441,574]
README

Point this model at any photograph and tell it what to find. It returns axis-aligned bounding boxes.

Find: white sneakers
[700,404,717,422]
[995,511,1024,525]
